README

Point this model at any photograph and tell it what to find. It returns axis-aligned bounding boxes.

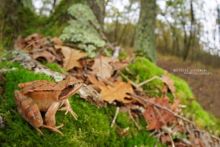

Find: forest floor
[157,54,220,118]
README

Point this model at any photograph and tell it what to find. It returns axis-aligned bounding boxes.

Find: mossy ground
[125,57,220,135]
[0,61,163,146]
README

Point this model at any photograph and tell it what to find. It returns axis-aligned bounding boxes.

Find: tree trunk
[0,0,35,48]
[86,0,105,28]
[134,0,156,62]
[182,0,195,61]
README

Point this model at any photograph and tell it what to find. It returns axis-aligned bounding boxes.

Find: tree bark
[182,0,195,61]
[134,0,156,62]
[0,0,34,48]
[86,0,105,29]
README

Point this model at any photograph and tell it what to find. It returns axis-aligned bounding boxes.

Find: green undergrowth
[124,57,220,135]
[0,61,163,146]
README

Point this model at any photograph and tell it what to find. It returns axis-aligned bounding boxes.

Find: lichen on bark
[60,4,105,57]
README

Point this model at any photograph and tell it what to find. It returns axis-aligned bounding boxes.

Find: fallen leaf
[143,97,177,130]
[87,74,134,103]
[100,81,134,103]
[91,56,114,79]
[55,45,87,71]
[52,37,63,45]
[24,33,42,42]
[16,33,48,52]
[111,60,128,71]
[31,50,56,63]
[87,74,105,88]
[160,134,172,144]
[14,36,26,50]
[161,75,176,94]
[143,105,159,130]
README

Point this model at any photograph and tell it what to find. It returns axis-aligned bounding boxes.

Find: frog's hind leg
[35,128,43,135]
[42,125,64,135]
[44,102,64,135]
[59,99,78,120]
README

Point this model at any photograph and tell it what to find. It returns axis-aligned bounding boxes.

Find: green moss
[125,57,164,97]
[0,62,162,146]
[118,50,128,60]
[126,57,220,134]
[44,63,66,73]
[170,75,193,99]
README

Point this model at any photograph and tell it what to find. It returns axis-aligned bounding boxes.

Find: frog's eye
[59,85,75,98]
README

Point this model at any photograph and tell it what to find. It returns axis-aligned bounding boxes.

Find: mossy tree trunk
[134,0,156,62]
[0,0,35,48]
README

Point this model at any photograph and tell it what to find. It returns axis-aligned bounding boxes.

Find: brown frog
[14,76,82,135]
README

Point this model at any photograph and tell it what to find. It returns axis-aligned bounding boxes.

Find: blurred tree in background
[86,0,106,29]
[134,0,157,62]
[0,0,37,48]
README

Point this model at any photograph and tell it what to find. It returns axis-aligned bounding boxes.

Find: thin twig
[132,94,220,142]
[137,76,161,88]
[120,72,139,88]
[132,94,193,124]
[168,133,175,147]
[128,110,141,130]
[111,107,120,128]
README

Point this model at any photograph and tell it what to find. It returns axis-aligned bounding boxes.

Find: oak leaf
[143,97,177,130]
[100,81,134,103]
[87,74,134,103]
[55,45,87,71]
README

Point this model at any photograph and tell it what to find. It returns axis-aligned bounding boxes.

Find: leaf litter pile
[11,33,220,146]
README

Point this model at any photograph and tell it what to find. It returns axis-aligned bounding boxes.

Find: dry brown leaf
[14,36,26,50]
[161,75,176,94]
[160,134,172,144]
[87,74,134,103]
[111,60,128,71]
[52,37,63,45]
[31,50,56,63]
[91,56,114,79]
[100,81,134,103]
[87,74,105,88]
[24,33,42,42]
[15,33,48,52]
[55,45,87,71]
[143,97,177,130]
[143,105,159,130]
